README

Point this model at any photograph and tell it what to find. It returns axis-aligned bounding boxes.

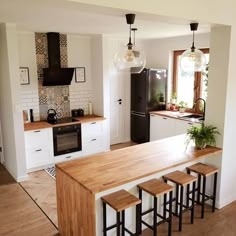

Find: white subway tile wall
[20,90,40,121]
[69,86,92,115]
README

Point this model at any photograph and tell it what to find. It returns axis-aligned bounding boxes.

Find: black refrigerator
[131,68,167,143]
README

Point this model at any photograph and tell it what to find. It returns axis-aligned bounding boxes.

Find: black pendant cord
[127,23,133,49]
[132,28,137,46]
[191,30,195,51]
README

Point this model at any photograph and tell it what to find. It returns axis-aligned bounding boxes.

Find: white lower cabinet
[24,128,54,171]
[24,120,106,170]
[150,115,175,141]
[82,121,105,156]
[150,114,201,141]
[55,151,83,163]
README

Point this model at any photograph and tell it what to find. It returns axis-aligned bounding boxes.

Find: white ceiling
[0,0,213,39]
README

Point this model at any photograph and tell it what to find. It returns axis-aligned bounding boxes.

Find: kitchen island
[56,135,222,236]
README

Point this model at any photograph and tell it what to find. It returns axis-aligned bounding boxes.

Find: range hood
[43,32,74,86]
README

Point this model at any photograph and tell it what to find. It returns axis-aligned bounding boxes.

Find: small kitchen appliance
[71,109,84,117]
[47,109,58,124]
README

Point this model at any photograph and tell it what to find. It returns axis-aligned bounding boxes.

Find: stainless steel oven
[53,124,81,156]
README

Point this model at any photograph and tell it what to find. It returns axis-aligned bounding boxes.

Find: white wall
[18,31,40,121]
[0,23,28,181]
[67,35,93,115]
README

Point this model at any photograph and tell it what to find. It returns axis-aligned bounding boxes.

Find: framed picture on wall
[19,67,30,85]
[75,67,86,83]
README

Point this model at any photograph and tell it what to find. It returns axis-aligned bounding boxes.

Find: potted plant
[186,124,220,149]
[178,101,187,113]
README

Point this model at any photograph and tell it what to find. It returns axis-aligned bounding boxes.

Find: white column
[0,23,28,181]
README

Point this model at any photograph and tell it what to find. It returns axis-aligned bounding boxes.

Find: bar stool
[101,189,141,236]
[137,179,174,236]
[163,171,197,232]
[186,163,219,219]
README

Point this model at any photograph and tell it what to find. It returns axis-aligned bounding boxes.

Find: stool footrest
[105,222,121,231]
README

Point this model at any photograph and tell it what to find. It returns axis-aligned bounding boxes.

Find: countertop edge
[24,115,106,131]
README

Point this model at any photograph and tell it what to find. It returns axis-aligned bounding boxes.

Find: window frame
[172,48,209,113]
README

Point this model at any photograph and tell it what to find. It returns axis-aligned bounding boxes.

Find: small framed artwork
[75,67,86,83]
[19,67,30,85]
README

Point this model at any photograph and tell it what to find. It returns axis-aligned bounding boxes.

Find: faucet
[193,98,206,120]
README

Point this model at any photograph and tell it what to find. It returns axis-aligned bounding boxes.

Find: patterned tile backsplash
[35,33,70,120]
[20,32,92,121]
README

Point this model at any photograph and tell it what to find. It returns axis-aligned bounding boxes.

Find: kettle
[47,109,57,124]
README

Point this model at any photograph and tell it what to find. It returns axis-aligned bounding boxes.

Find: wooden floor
[0,165,58,236]
[1,141,236,235]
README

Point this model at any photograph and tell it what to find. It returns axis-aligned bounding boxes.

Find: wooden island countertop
[57,135,222,194]
[56,135,222,236]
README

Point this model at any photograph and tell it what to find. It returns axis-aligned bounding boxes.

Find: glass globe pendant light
[114,14,146,73]
[180,23,206,72]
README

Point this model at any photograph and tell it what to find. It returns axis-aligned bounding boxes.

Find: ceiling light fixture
[180,23,206,72]
[114,14,146,74]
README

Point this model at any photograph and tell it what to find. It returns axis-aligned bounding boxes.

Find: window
[173,49,209,112]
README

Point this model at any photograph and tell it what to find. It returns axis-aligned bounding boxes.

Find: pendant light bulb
[114,14,146,73]
[180,23,206,72]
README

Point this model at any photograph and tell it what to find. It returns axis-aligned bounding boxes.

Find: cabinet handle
[91,138,97,141]
[34,130,41,133]
[91,122,96,124]
[188,123,193,125]
[162,117,167,120]
[35,149,42,152]
[65,156,72,159]
[150,114,155,117]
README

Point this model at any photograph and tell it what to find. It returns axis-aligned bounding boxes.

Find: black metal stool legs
[212,172,218,212]
[179,185,184,231]
[168,191,173,236]
[191,182,196,224]
[136,203,142,236]
[153,196,157,236]
[103,202,107,236]
[117,211,120,236]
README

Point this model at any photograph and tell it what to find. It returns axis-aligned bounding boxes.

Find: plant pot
[195,138,207,149]
[179,107,185,113]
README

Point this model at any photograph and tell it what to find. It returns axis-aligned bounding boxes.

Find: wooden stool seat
[102,189,141,212]
[138,178,173,197]
[163,170,197,186]
[186,163,219,176]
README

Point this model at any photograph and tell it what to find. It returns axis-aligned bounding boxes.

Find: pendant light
[114,14,146,74]
[180,23,206,72]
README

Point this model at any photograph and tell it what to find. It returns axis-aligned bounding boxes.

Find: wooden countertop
[24,115,105,131]
[56,135,222,194]
[150,110,202,123]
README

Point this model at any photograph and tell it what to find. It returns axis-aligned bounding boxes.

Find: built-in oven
[53,124,82,156]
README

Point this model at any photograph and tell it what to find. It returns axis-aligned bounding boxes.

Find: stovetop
[50,117,78,125]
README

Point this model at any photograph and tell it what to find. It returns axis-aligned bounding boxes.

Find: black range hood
[43,32,74,86]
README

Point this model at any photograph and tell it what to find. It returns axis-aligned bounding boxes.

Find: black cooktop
[51,117,78,124]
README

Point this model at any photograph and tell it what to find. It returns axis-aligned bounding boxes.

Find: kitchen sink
[181,114,204,121]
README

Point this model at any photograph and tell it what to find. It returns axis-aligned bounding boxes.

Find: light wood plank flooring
[20,170,58,227]
[0,165,58,236]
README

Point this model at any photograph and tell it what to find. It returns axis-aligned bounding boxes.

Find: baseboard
[2,162,29,183]
[16,174,29,182]
[217,193,236,209]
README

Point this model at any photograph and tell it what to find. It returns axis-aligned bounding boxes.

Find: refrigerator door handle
[131,112,146,118]
[131,111,146,115]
